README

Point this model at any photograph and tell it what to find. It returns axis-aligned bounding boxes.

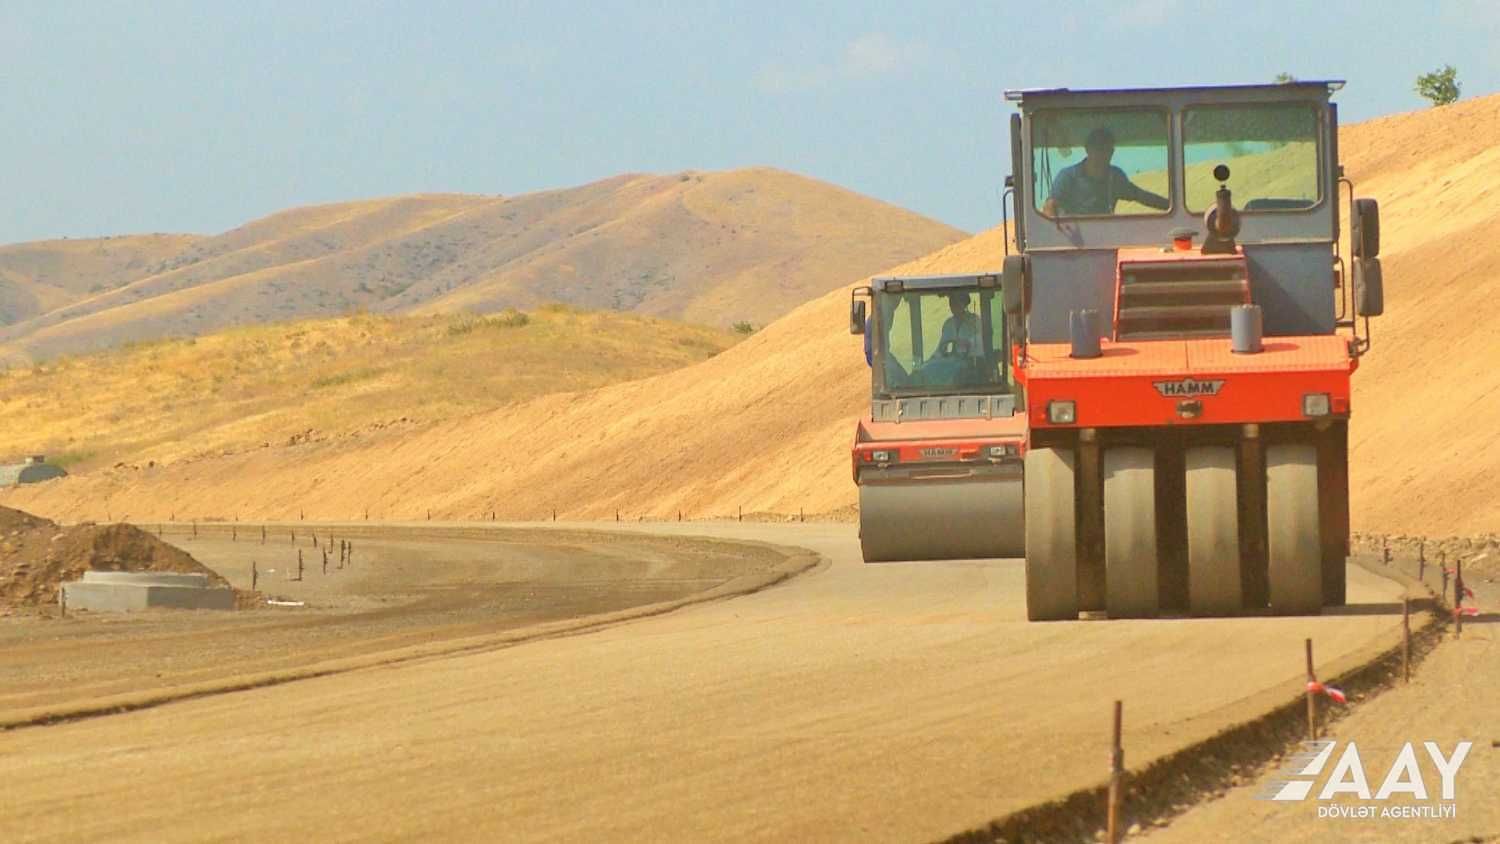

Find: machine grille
[1116,259,1250,340]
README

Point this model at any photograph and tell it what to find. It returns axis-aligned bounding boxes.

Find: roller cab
[850,273,1025,562]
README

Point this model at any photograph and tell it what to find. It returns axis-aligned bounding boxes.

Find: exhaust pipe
[1070,309,1102,359]
[1231,304,1263,354]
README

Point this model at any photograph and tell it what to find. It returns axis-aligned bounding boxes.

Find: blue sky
[3,1,1496,244]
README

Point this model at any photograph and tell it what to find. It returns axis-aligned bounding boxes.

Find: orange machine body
[851,414,1026,483]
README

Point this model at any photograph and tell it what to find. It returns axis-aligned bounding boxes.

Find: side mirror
[1353,198,1380,258]
[1002,254,1028,316]
[1354,257,1384,317]
[850,299,867,335]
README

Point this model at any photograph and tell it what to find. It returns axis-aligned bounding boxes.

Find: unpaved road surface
[0,521,1406,842]
[0,525,792,724]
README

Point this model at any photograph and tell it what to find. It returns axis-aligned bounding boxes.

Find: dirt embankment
[0,505,238,610]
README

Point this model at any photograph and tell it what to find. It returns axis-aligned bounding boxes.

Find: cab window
[1031,108,1171,217]
[1183,104,1321,212]
[874,289,1009,394]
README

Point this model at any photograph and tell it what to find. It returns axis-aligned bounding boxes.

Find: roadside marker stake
[1107,699,1123,844]
[1305,638,1317,739]
[1402,597,1411,683]
[1304,638,1347,742]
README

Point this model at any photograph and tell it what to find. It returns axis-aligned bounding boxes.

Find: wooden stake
[322,549,328,575]
[1402,597,1411,683]
[262,525,267,544]
[297,549,304,581]
[232,525,237,542]
[1305,638,1317,740]
[1455,559,1465,639]
[192,521,198,538]
[738,505,743,522]
[1107,700,1123,844]
[252,561,259,591]
[59,588,66,619]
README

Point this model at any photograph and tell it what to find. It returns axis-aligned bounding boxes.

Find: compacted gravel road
[0,521,1406,842]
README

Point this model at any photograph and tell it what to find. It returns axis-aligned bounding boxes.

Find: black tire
[1186,446,1242,616]
[1104,447,1158,618]
[1267,444,1322,615]
[1025,447,1079,621]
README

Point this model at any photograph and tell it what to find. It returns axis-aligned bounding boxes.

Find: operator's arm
[1042,168,1076,218]
[936,318,957,354]
[1115,168,1169,210]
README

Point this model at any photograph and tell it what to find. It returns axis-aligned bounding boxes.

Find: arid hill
[0,234,200,327]
[5,94,1500,537]
[0,169,963,364]
[0,307,736,472]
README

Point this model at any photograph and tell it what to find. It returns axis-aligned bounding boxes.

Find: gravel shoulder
[1141,549,1500,843]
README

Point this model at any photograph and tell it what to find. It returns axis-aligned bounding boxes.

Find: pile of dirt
[0,505,238,609]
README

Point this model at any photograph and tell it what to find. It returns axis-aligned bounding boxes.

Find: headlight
[1047,400,1077,424]
[871,450,891,463]
[988,445,1010,458]
[1303,393,1331,418]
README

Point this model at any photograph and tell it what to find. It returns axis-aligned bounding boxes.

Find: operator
[1041,127,1169,217]
[937,291,982,358]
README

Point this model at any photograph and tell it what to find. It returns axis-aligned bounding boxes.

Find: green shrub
[1415,65,1460,107]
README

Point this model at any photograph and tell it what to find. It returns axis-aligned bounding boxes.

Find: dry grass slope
[0,169,964,363]
[0,307,736,473]
[6,94,1500,537]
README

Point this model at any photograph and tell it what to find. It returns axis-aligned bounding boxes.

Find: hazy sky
[4,1,1496,244]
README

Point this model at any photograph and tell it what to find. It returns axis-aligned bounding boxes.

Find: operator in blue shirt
[1041,127,1169,217]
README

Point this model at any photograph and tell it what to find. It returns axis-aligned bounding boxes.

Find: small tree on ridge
[1415,65,1460,107]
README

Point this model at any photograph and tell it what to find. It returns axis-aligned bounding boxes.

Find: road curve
[0,521,1405,842]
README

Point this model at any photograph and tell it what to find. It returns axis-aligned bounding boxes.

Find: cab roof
[1003,80,1344,102]
[868,272,1001,292]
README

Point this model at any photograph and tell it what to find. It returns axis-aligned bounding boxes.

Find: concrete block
[81,571,212,588]
[61,580,236,612]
